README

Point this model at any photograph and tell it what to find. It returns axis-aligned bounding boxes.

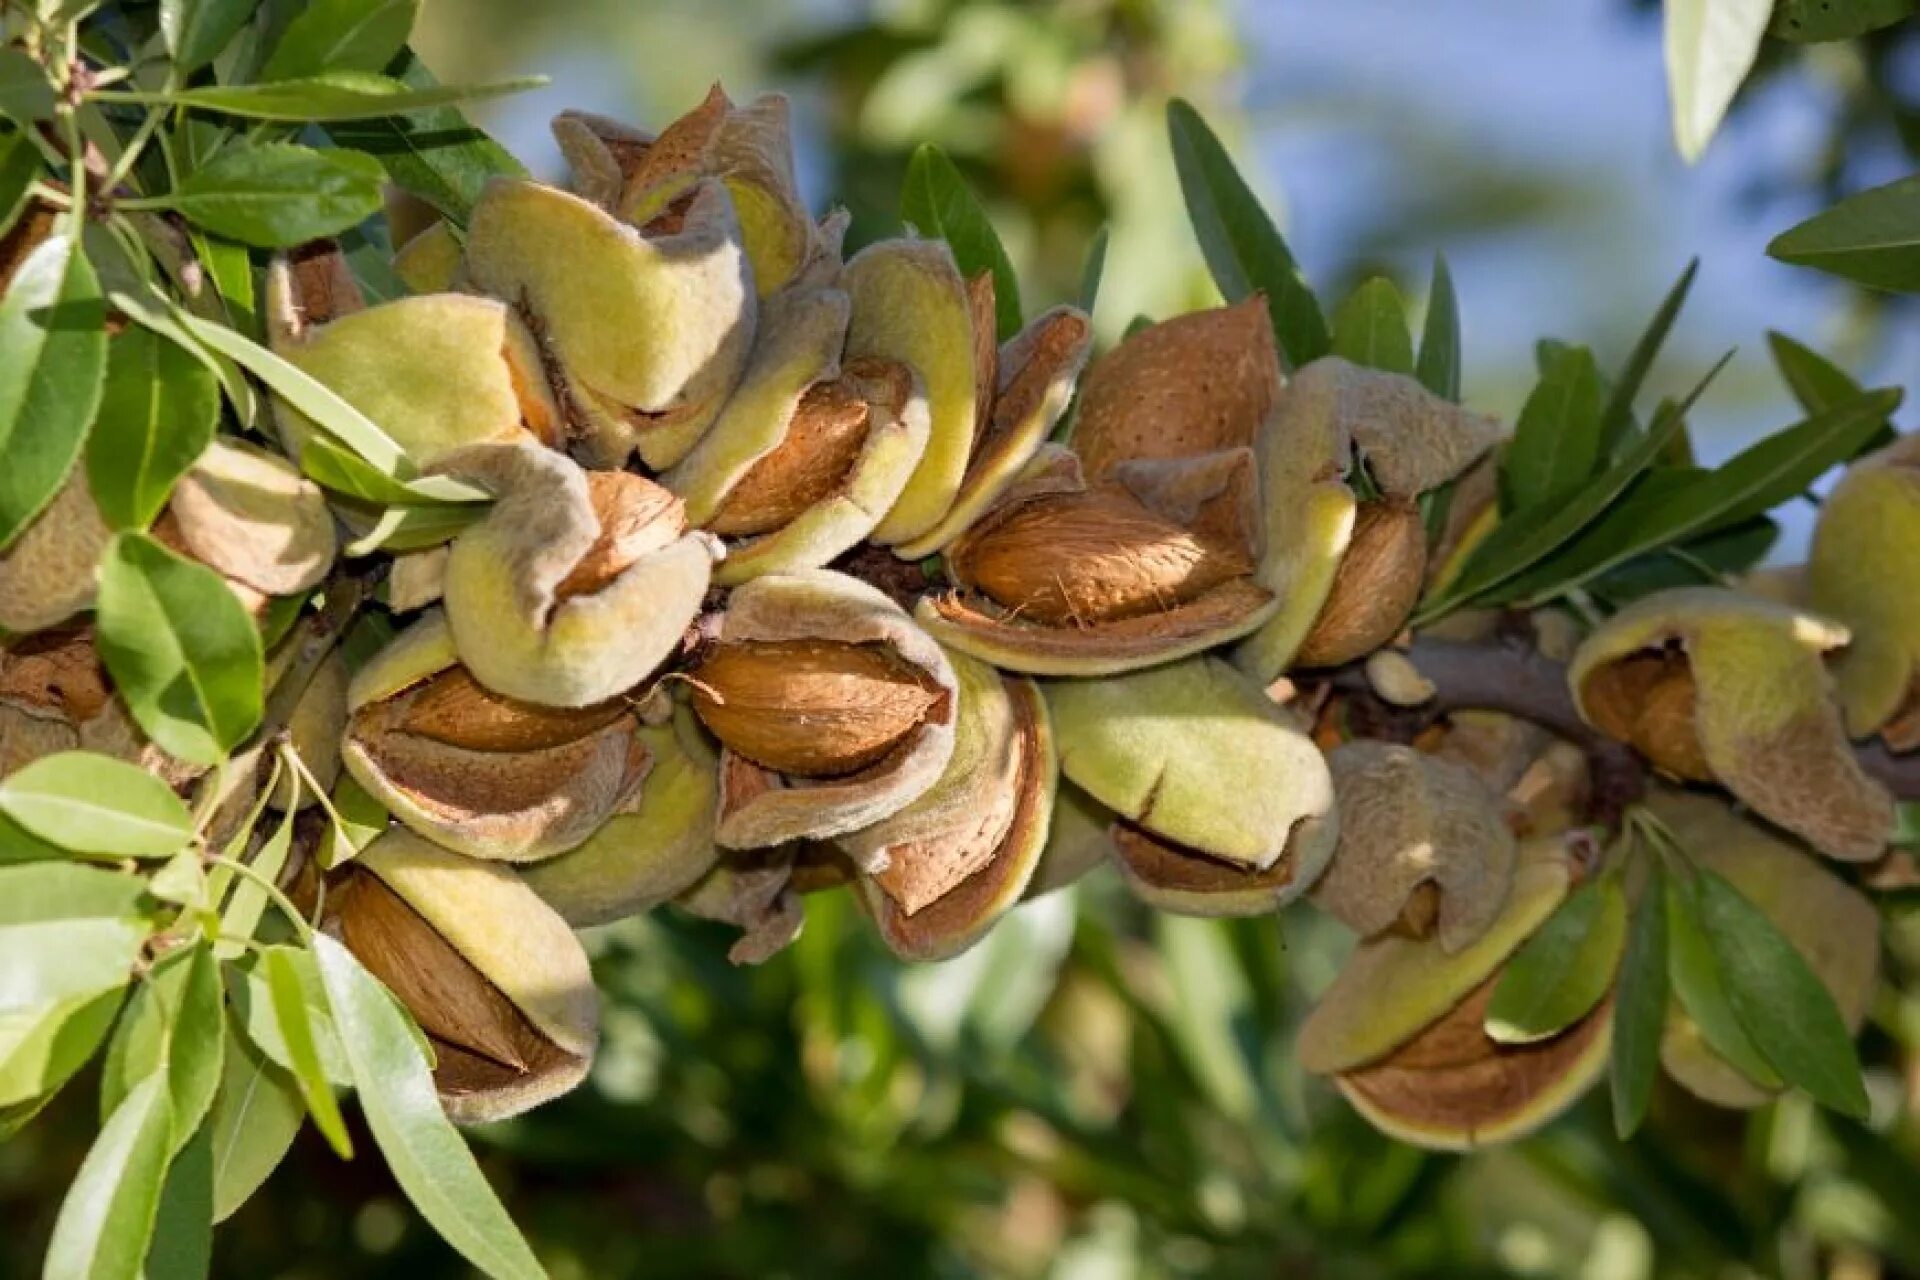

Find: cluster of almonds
[0,85,1910,1146]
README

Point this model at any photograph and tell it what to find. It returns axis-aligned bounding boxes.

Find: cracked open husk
[840,238,979,547]
[1047,655,1334,874]
[918,445,1279,675]
[266,249,558,465]
[464,174,755,469]
[340,610,650,861]
[847,648,1057,960]
[327,827,598,1123]
[1808,432,1920,749]
[1299,837,1607,1149]
[1235,356,1502,682]
[521,708,720,926]
[1569,586,1894,861]
[436,441,718,708]
[1312,741,1517,952]
[675,845,806,965]
[689,569,958,849]
[0,626,202,785]
[1648,789,1880,1108]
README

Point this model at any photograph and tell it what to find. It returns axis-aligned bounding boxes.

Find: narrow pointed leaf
[311,934,546,1280]
[43,1073,173,1280]
[1598,260,1696,457]
[1415,252,1460,401]
[261,0,418,81]
[1077,225,1109,316]
[160,0,260,75]
[261,945,352,1157]
[99,943,225,1157]
[0,130,42,238]
[1768,174,1920,292]
[1611,866,1669,1138]
[1167,97,1327,370]
[0,986,122,1106]
[1666,870,1779,1088]
[104,72,546,122]
[0,230,108,550]
[94,532,264,765]
[1487,875,1627,1044]
[1767,330,1899,456]
[159,143,384,248]
[1663,0,1770,162]
[1694,866,1870,1117]
[1502,343,1604,511]
[0,863,150,1008]
[901,143,1021,340]
[1330,277,1414,375]
[324,58,526,224]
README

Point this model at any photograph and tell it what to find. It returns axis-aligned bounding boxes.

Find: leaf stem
[204,853,312,944]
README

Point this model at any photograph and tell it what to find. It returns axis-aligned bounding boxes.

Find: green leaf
[1612,868,1670,1138]
[0,752,193,857]
[233,952,351,1085]
[261,0,418,81]
[1663,0,1771,162]
[1768,174,1920,292]
[1770,0,1913,40]
[0,986,123,1106]
[106,71,546,122]
[149,851,209,913]
[160,0,260,75]
[0,47,55,123]
[44,1073,173,1280]
[0,810,67,863]
[901,143,1021,341]
[107,285,256,426]
[1167,97,1327,371]
[94,531,265,765]
[1153,914,1258,1121]
[1487,875,1628,1044]
[1588,515,1778,607]
[1415,252,1460,401]
[1415,358,1719,622]
[159,143,384,249]
[84,328,221,530]
[1666,869,1780,1089]
[1768,330,1900,455]
[1693,866,1870,1117]
[145,1122,214,1280]
[342,499,486,555]
[1504,387,1901,606]
[99,942,226,1157]
[324,57,526,225]
[0,230,108,550]
[1501,343,1605,511]
[0,129,42,238]
[1077,225,1109,316]
[311,933,545,1280]
[1893,803,1920,848]
[207,1015,304,1224]
[186,230,257,338]
[260,945,352,1157]
[218,793,297,954]
[1330,277,1414,375]
[173,305,439,478]
[1598,261,1696,458]
[299,431,488,505]
[0,863,150,1009]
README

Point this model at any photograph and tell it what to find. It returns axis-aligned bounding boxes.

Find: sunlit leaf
[1663,0,1770,162]
[1168,97,1327,371]
[901,143,1021,340]
[207,1015,304,1224]
[43,1073,173,1280]
[0,863,150,1009]
[217,789,297,954]
[85,327,221,530]
[261,945,352,1157]
[159,0,260,75]
[99,942,226,1156]
[261,0,418,81]
[159,143,384,248]
[0,752,193,857]
[311,934,545,1280]
[0,986,123,1107]
[0,230,108,550]
[1487,875,1627,1044]
[233,951,351,1086]
[104,71,545,122]
[94,532,265,765]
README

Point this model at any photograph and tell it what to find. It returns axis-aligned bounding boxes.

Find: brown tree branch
[1326,635,1920,803]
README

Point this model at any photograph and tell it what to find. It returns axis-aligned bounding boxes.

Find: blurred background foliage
[8,1,1920,1276]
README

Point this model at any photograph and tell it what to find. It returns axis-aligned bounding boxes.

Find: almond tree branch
[1326,635,1920,803]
